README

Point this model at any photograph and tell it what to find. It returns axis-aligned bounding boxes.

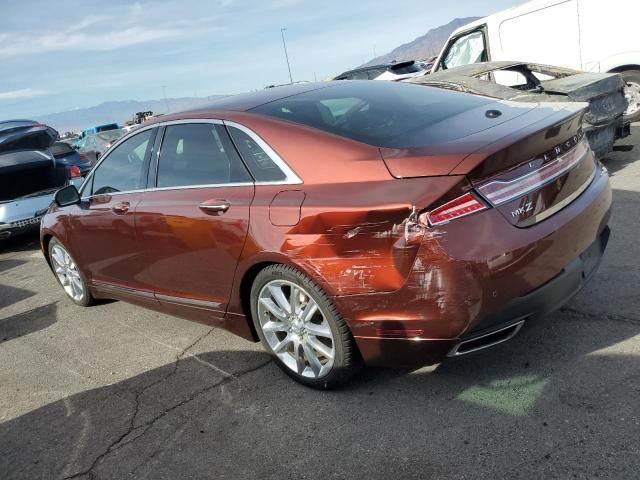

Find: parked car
[0,120,82,239]
[431,0,640,121]
[334,60,428,81]
[410,61,629,158]
[50,141,93,176]
[42,81,611,388]
[75,129,124,164]
[79,123,119,139]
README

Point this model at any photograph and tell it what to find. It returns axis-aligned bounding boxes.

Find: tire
[620,69,640,123]
[48,238,94,307]
[250,264,361,389]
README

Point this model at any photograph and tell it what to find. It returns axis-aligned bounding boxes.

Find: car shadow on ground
[0,302,58,343]
[0,304,638,480]
[0,231,41,254]
[600,125,638,174]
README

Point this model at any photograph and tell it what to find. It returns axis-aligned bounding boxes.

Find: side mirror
[54,185,80,207]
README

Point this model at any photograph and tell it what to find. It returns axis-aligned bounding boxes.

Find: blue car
[50,141,92,176]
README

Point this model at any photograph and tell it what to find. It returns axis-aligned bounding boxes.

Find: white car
[432,0,640,121]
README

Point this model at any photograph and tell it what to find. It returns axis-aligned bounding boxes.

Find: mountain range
[361,17,480,67]
[39,96,226,133]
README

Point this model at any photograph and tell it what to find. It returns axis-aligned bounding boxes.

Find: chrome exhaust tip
[447,320,526,357]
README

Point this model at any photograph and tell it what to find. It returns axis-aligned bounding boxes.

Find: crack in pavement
[62,327,272,480]
[127,359,273,478]
[560,307,640,325]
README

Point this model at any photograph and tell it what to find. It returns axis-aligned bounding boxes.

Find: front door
[70,128,156,294]
[136,121,254,320]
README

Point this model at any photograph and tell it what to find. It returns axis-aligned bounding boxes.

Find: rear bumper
[335,164,612,367]
[353,226,609,367]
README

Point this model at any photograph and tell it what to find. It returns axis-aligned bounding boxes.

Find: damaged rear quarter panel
[231,176,464,311]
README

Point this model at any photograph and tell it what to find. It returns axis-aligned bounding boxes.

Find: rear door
[136,120,254,320]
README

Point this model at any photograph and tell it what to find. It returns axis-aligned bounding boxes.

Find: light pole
[280,27,293,84]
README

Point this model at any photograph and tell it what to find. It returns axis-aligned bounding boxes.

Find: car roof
[425,61,578,80]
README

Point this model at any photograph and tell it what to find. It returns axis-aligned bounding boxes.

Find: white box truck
[431,0,640,120]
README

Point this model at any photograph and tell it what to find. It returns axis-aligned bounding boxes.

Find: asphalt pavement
[1,127,639,479]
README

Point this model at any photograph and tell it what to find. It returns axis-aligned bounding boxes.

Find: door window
[157,123,251,188]
[442,30,487,70]
[90,129,152,195]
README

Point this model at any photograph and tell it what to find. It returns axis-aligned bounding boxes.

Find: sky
[0,0,522,118]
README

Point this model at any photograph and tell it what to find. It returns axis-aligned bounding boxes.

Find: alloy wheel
[51,244,85,302]
[257,279,335,379]
[624,81,640,117]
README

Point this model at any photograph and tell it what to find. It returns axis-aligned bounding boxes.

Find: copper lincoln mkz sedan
[42,81,611,388]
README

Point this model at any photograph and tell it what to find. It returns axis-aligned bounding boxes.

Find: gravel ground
[1,127,639,479]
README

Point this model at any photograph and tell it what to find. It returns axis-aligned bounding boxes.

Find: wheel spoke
[272,334,293,353]
[262,320,288,333]
[290,286,300,316]
[293,338,306,374]
[300,299,318,323]
[52,248,65,267]
[305,322,332,338]
[259,297,287,320]
[307,336,333,360]
[303,341,323,377]
[268,285,291,313]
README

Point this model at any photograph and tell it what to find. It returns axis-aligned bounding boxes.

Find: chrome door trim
[155,293,223,310]
[91,281,156,299]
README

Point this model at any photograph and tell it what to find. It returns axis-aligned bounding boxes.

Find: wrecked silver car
[0,120,81,239]
[410,62,630,157]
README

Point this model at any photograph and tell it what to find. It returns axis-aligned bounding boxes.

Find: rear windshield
[250,81,491,148]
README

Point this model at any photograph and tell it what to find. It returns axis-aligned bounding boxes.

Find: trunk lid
[539,72,627,126]
[380,100,596,228]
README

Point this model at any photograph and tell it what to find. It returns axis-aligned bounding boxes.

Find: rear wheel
[49,238,94,307]
[250,265,361,389]
[620,69,640,122]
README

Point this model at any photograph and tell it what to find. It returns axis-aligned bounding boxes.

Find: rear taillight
[69,165,82,178]
[477,136,589,206]
[79,153,89,161]
[421,192,487,226]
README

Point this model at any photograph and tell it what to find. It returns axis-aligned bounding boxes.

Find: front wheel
[250,265,361,389]
[49,238,94,307]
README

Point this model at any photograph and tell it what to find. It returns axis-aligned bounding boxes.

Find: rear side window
[157,123,251,188]
[91,129,152,195]
[227,126,286,182]
[251,81,491,148]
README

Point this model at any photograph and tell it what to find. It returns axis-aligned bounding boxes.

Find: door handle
[199,200,230,214]
[112,201,130,214]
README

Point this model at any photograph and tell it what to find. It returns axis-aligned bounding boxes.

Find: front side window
[157,123,251,188]
[91,129,152,195]
[227,126,286,182]
[442,30,487,70]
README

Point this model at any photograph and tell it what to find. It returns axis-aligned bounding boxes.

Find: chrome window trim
[79,117,303,200]
[224,120,303,185]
